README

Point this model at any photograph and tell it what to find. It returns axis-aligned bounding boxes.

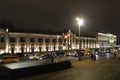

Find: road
[17,53,120,80]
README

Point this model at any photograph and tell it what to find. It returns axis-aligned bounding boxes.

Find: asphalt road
[17,53,120,80]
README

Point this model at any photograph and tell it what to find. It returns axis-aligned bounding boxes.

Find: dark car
[55,51,65,57]
[42,54,52,59]
[74,50,84,57]
[13,53,24,57]
[0,53,11,58]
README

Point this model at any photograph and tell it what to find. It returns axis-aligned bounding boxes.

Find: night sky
[0,0,120,41]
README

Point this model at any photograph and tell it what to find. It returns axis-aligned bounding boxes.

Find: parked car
[73,53,79,57]
[67,51,77,56]
[55,51,65,57]
[0,56,20,63]
[13,53,24,57]
[42,54,53,59]
[0,53,11,58]
[28,54,43,60]
[75,50,84,57]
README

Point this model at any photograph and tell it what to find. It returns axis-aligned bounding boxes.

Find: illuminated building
[0,29,117,54]
[97,32,117,48]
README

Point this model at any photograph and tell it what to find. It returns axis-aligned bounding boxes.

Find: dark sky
[0,0,120,41]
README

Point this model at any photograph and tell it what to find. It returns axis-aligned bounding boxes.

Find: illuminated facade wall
[97,32,117,48]
[0,29,116,54]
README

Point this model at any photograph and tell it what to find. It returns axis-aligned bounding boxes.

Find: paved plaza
[17,53,120,80]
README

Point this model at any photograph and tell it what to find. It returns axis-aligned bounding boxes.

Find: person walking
[91,53,94,60]
[93,54,96,61]
[114,52,117,57]
[51,52,55,63]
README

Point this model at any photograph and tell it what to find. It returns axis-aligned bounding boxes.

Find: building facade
[0,29,117,54]
[97,32,117,48]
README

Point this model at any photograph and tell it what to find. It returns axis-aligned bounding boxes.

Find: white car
[29,54,43,60]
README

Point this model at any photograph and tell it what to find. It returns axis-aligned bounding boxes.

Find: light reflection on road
[106,53,110,60]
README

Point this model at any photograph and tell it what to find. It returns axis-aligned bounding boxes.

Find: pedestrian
[91,53,94,60]
[114,52,116,57]
[93,54,96,61]
[51,52,54,63]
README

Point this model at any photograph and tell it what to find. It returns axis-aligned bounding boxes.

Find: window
[20,37,25,42]
[0,37,4,42]
[10,37,16,42]
[52,39,56,43]
[38,38,43,42]
[59,39,62,43]
[30,38,35,42]
[76,39,78,43]
[45,38,49,43]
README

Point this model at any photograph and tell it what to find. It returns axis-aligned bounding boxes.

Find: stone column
[42,37,45,51]
[56,38,59,50]
[50,38,53,51]
[88,38,90,48]
[26,34,30,53]
[35,38,38,52]
[94,39,96,48]
[91,39,93,48]
[74,35,76,49]
[5,33,9,53]
[85,38,86,48]
[16,36,20,53]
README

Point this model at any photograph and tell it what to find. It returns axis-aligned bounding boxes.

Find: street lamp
[76,17,84,61]
[64,34,70,50]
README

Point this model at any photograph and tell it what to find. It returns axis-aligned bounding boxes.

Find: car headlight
[29,56,33,59]
[39,57,43,60]
[87,53,90,55]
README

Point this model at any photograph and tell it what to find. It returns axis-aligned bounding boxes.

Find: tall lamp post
[76,17,84,61]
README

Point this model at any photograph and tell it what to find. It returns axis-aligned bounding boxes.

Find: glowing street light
[76,17,84,61]
[76,18,84,26]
